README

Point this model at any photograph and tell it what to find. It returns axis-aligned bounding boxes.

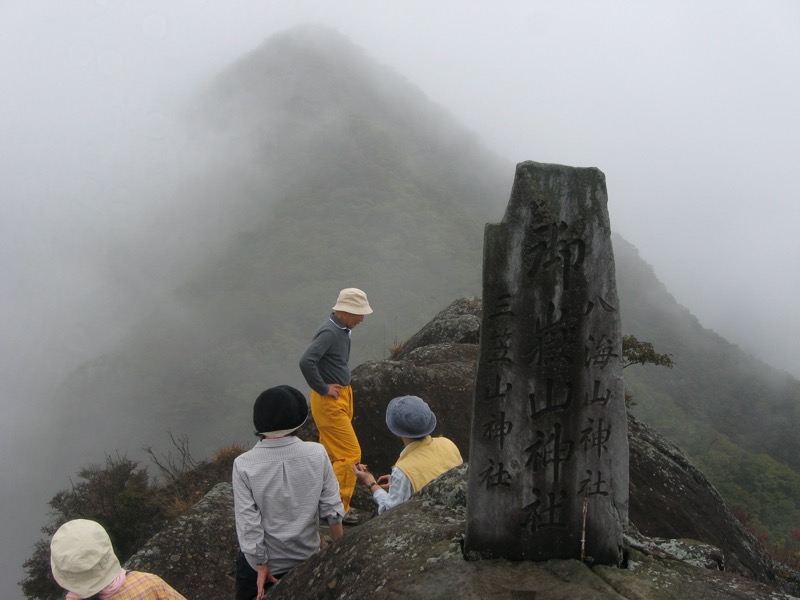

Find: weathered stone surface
[265,466,796,600]
[392,297,482,357]
[345,298,482,478]
[465,162,628,565]
[136,465,794,599]
[627,415,775,581]
[346,297,785,586]
[124,482,237,599]
[126,297,797,599]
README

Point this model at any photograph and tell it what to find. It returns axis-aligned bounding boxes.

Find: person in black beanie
[232,385,344,600]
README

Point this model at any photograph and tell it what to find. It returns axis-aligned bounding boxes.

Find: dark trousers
[235,551,285,600]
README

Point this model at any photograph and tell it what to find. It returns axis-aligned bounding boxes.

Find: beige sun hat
[50,519,121,598]
[332,288,373,315]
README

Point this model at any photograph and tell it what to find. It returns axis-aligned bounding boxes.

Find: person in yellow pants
[300,288,373,523]
[309,385,360,513]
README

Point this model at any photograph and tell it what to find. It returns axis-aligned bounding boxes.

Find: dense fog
[1,2,798,598]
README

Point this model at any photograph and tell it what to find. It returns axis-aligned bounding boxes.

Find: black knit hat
[253,385,308,437]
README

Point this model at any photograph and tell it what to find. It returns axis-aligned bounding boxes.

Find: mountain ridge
[42,25,800,546]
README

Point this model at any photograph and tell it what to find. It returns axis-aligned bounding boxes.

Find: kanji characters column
[464,162,628,565]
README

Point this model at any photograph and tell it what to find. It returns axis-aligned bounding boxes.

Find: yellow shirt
[394,436,463,492]
[75,571,186,599]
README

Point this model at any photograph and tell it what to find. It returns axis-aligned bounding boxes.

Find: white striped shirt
[233,437,344,574]
[371,466,414,514]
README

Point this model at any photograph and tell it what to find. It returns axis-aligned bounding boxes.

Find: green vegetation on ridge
[617,234,800,546]
[38,26,800,572]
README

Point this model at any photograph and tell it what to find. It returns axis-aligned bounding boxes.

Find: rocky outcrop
[124,483,238,598]
[627,414,774,580]
[350,297,482,477]
[270,465,796,600]
[126,298,796,599]
[134,467,795,599]
[349,297,776,584]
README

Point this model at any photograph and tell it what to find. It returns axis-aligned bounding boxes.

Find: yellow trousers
[310,385,361,513]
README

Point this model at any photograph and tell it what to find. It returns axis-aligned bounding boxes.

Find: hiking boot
[342,508,360,525]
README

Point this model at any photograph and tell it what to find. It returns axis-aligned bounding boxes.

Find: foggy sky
[1,2,798,598]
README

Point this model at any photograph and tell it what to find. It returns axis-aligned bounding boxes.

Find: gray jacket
[299,314,351,395]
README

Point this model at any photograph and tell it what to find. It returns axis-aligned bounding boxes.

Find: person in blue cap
[352,395,462,515]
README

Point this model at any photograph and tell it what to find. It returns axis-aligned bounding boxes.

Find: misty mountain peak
[191,22,504,186]
[199,24,428,130]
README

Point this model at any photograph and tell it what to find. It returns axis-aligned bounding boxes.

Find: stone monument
[464,161,628,565]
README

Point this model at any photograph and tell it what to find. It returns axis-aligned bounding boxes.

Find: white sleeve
[232,462,267,564]
[372,466,413,514]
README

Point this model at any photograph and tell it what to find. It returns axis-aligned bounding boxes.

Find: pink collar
[66,569,126,599]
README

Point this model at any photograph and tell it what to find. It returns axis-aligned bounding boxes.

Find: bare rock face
[347,297,779,584]
[267,466,794,600]
[132,469,792,600]
[466,162,628,565]
[125,297,794,599]
[627,415,775,580]
[124,483,238,598]
[350,297,482,477]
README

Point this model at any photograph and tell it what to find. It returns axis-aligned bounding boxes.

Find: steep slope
[49,26,512,470]
[615,233,800,539]
[43,26,799,546]
[615,232,800,467]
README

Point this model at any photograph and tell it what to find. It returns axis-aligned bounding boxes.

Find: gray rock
[392,297,482,357]
[466,161,628,564]
[268,466,797,600]
[124,482,237,598]
[124,297,797,599]
[347,297,778,584]
[627,414,775,581]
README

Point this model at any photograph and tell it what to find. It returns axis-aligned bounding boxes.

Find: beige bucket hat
[50,519,121,598]
[332,288,373,315]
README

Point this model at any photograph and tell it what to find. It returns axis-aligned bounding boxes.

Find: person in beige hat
[50,518,185,599]
[299,288,372,524]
